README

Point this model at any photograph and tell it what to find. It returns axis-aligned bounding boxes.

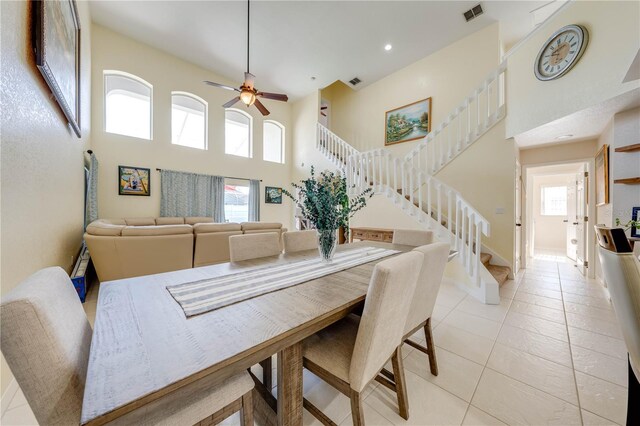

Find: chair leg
[241,390,253,426]
[260,357,273,389]
[424,318,438,376]
[391,346,410,420]
[349,389,365,426]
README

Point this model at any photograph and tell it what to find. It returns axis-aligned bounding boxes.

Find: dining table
[80,241,455,426]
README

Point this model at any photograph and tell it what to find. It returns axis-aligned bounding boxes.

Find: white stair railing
[316,123,358,171]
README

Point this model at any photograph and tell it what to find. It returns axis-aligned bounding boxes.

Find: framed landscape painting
[265,186,283,204]
[385,98,432,145]
[34,0,82,137]
[119,166,150,196]
[595,144,609,206]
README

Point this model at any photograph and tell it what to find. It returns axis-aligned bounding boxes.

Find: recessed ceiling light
[556,134,573,140]
[384,44,392,51]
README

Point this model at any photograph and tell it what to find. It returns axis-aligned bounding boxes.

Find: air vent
[463,4,483,22]
[349,77,361,86]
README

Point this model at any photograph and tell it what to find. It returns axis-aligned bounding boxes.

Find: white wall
[1,0,92,395]
[90,25,294,229]
[520,139,597,166]
[531,174,574,252]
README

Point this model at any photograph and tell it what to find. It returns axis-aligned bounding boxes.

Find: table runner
[167,246,400,317]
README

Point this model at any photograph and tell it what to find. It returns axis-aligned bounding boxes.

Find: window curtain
[84,152,99,229]
[160,170,225,222]
[248,179,260,222]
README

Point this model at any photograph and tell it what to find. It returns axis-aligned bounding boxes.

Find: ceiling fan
[203,0,288,116]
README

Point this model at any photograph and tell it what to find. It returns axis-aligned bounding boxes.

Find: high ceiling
[90,0,551,100]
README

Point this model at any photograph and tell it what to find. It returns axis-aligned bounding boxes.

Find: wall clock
[534,24,589,81]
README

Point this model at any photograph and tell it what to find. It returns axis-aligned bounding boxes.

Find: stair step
[486,264,511,287]
[480,252,492,266]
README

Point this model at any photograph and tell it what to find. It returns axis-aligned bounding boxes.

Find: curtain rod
[155,168,262,182]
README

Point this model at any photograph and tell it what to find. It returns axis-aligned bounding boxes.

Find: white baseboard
[1,378,18,416]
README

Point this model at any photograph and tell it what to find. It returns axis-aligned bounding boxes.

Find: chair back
[283,230,318,253]
[349,251,423,392]
[229,232,282,262]
[404,242,450,335]
[597,245,640,380]
[392,229,434,247]
[0,267,92,425]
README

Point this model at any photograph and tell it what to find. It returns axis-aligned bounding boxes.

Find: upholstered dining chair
[0,267,254,426]
[283,230,318,253]
[229,232,282,262]
[392,229,434,247]
[302,250,423,425]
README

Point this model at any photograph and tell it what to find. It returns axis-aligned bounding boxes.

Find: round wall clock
[534,24,589,81]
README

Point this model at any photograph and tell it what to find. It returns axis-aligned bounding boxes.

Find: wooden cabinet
[350,227,394,243]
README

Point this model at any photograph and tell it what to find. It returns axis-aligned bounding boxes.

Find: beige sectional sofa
[85,218,285,282]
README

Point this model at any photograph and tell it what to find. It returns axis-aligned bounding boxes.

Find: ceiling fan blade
[204,81,240,92]
[222,96,241,108]
[254,98,270,116]
[257,92,288,102]
[244,72,255,89]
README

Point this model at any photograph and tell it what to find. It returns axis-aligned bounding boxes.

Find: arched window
[171,92,207,150]
[263,120,285,164]
[225,109,252,158]
[104,71,152,139]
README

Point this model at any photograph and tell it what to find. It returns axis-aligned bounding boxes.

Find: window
[172,92,207,149]
[224,183,249,222]
[263,120,285,163]
[225,109,252,157]
[541,186,568,216]
[104,71,152,139]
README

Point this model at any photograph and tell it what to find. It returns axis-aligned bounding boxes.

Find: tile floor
[1,256,629,425]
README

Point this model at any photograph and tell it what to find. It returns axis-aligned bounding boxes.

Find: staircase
[316,64,510,304]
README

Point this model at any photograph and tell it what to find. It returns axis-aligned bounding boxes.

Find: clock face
[534,25,589,81]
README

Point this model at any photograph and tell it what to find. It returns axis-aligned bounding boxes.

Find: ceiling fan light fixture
[240,90,256,106]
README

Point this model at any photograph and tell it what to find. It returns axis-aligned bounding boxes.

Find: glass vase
[317,229,338,262]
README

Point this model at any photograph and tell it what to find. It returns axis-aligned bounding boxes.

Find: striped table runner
[167,246,400,317]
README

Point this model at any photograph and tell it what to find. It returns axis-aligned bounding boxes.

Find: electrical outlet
[495,207,505,214]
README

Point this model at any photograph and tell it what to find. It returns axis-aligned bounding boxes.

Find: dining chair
[302,250,423,425]
[595,226,639,424]
[0,267,254,426]
[283,230,318,253]
[229,232,282,262]
[392,229,434,247]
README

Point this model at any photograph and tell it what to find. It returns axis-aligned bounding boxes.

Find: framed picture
[34,0,81,137]
[119,166,150,196]
[385,98,432,146]
[632,207,640,238]
[595,144,609,206]
[265,186,283,204]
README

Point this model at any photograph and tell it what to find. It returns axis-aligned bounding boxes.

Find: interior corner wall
[0,0,92,395]
[90,24,294,230]
[506,1,640,138]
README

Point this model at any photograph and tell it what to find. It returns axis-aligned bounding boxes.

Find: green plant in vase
[615,218,639,233]
[283,167,373,261]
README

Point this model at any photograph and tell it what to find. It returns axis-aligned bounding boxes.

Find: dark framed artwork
[385,98,432,145]
[265,186,283,204]
[632,207,640,238]
[33,0,81,137]
[595,144,609,206]
[119,166,150,196]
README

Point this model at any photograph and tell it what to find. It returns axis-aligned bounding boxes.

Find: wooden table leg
[277,342,303,426]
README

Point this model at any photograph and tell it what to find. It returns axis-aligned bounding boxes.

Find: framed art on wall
[385,98,432,146]
[119,166,150,196]
[34,0,82,137]
[595,144,609,206]
[265,186,283,204]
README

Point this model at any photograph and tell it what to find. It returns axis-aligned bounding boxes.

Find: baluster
[455,199,460,251]
[457,108,462,152]
[448,190,453,234]
[393,158,398,194]
[385,153,390,190]
[487,80,492,126]
[476,88,482,135]
[475,219,482,287]
[378,152,383,191]
[401,162,406,199]
[359,154,365,189]
[409,169,414,206]
[467,97,472,143]
[460,207,467,266]
[418,172,424,217]
[426,179,432,219]
[436,184,442,226]
[467,211,474,275]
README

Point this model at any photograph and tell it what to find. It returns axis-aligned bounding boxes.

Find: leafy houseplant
[615,218,640,234]
[283,167,373,261]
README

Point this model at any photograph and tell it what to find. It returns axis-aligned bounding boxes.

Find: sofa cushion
[193,223,241,234]
[241,222,282,231]
[121,225,193,236]
[86,220,125,236]
[155,217,185,225]
[124,218,156,226]
[185,217,215,225]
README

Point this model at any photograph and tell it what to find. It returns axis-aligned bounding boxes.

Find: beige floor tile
[6,389,28,412]
[498,287,516,299]
[454,297,512,323]
[565,312,623,339]
[365,370,468,425]
[571,345,627,388]
[512,291,565,310]
[431,303,453,324]
[1,403,39,426]
[518,280,561,291]
[504,311,568,342]
[580,409,620,425]
[563,301,616,320]
[560,281,608,299]
[338,400,392,425]
[562,292,613,310]
[516,286,563,300]
[432,323,495,365]
[568,327,628,360]
[508,300,566,324]
[441,310,502,340]
[462,405,507,426]
[471,369,581,425]
[496,324,573,367]
[435,285,468,309]
[403,346,483,402]
[575,371,627,425]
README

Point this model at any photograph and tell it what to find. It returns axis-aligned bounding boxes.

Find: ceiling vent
[463,4,483,22]
[348,77,362,86]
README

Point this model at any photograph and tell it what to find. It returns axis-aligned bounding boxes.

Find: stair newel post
[418,172,424,218]
[460,206,467,266]
[466,97,472,144]
[393,158,398,197]
[454,198,461,251]
[486,79,492,127]
[436,183,442,228]
[466,211,474,276]
[378,150,384,192]
[475,218,482,287]
[385,152,390,192]
[457,107,463,152]
[447,189,453,235]
[476,87,482,136]
[409,167,415,206]
[359,154,365,191]
[426,179,432,219]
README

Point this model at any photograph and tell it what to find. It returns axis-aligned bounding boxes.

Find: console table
[350,227,394,243]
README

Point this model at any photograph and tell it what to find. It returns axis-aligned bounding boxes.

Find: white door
[515,161,522,272]
[566,179,577,261]
[576,165,587,275]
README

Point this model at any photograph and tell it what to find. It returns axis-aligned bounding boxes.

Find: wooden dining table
[80,241,418,426]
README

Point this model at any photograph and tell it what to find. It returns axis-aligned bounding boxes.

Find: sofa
[84,217,286,282]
